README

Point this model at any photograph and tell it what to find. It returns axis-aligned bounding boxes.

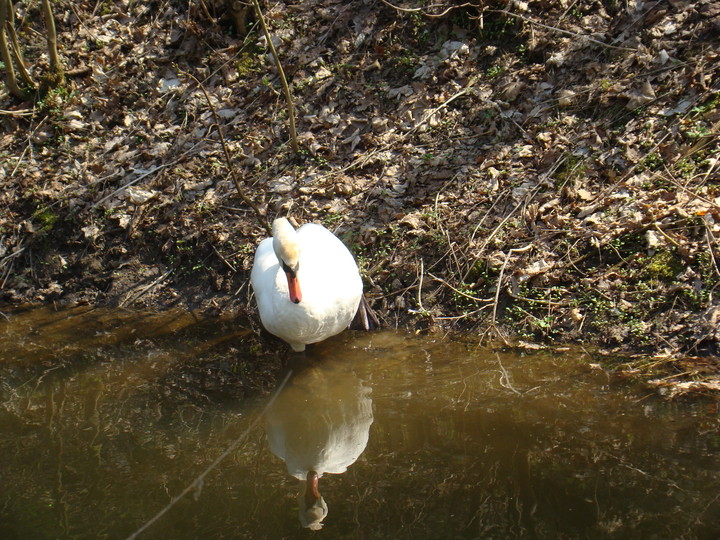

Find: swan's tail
[350,294,380,331]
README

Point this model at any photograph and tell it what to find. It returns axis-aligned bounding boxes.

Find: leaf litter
[1,0,719,395]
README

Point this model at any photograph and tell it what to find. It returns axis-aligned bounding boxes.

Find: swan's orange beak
[286,273,302,304]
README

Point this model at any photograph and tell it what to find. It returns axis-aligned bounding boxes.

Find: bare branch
[251,0,299,154]
[6,0,35,87]
[378,0,474,18]
[492,9,637,52]
[182,71,272,237]
[40,0,64,90]
[0,0,30,99]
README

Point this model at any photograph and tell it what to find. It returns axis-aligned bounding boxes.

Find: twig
[0,246,24,266]
[652,223,681,249]
[579,97,714,217]
[125,370,293,540]
[92,164,170,208]
[508,291,566,307]
[251,0,298,154]
[433,188,462,275]
[40,0,62,76]
[0,242,24,289]
[496,354,522,395]
[196,0,216,23]
[119,268,174,308]
[378,0,473,18]
[0,107,33,116]
[492,244,534,326]
[706,226,720,278]
[492,9,637,52]
[414,258,426,314]
[407,77,477,135]
[181,71,271,236]
[0,0,29,99]
[463,183,543,283]
[433,308,489,321]
[6,0,35,88]
[212,245,238,273]
[465,148,569,257]
[427,272,492,303]
[661,167,717,207]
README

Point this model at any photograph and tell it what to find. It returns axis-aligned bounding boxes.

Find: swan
[250,218,363,352]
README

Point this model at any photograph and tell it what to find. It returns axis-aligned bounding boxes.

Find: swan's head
[272,218,302,304]
[298,470,327,530]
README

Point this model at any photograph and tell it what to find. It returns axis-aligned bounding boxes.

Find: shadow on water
[0,308,719,539]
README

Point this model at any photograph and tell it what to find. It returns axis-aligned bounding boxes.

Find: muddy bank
[2,1,719,393]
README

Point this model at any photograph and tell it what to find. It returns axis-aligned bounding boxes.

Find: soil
[1,0,719,396]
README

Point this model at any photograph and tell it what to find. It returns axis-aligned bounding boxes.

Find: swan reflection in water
[265,363,373,530]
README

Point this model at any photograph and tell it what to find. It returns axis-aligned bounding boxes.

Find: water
[0,307,719,539]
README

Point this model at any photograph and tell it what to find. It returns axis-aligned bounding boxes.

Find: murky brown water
[1,307,719,539]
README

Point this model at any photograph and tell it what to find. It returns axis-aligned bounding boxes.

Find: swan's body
[250,218,363,352]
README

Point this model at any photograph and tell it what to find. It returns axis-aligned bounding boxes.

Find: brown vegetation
[1,0,719,393]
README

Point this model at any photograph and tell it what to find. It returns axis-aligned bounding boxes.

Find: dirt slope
[1,0,719,392]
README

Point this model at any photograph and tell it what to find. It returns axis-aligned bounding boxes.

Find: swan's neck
[272,219,302,303]
[272,220,300,268]
[305,470,321,507]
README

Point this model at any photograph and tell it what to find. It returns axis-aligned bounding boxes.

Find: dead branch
[378,0,473,18]
[42,0,64,79]
[125,370,293,539]
[491,9,637,52]
[182,71,272,236]
[492,244,534,327]
[251,0,299,154]
[428,272,492,304]
[6,0,34,87]
[407,76,478,136]
[413,257,427,314]
[119,268,174,307]
[0,0,29,99]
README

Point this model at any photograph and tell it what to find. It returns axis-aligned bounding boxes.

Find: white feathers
[251,219,363,351]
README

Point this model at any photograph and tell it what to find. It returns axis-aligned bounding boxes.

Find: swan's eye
[281,260,298,277]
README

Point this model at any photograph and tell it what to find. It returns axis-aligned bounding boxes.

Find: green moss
[465,260,489,285]
[691,92,719,115]
[236,52,259,78]
[486,65,504,79]
[609,231,645,258]
[555,154,586,186]
[675,157,697,179]
[637,151,664,172]
[642,250,683,282]
[33,207,59,233]
[37,86,74,115]
[321,212,343,228]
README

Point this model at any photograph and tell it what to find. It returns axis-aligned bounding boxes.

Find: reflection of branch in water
[125,370,293,540]
[496,354,522,395]
[454,363,482,413]
[689,491,720,533]
[45,381,69,536]
[600,449,686,494]
[494,353,543,396]
[510,448,538,538]
[348,468,372,530]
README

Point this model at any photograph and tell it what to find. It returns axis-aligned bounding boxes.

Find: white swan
[250,218,363,352]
